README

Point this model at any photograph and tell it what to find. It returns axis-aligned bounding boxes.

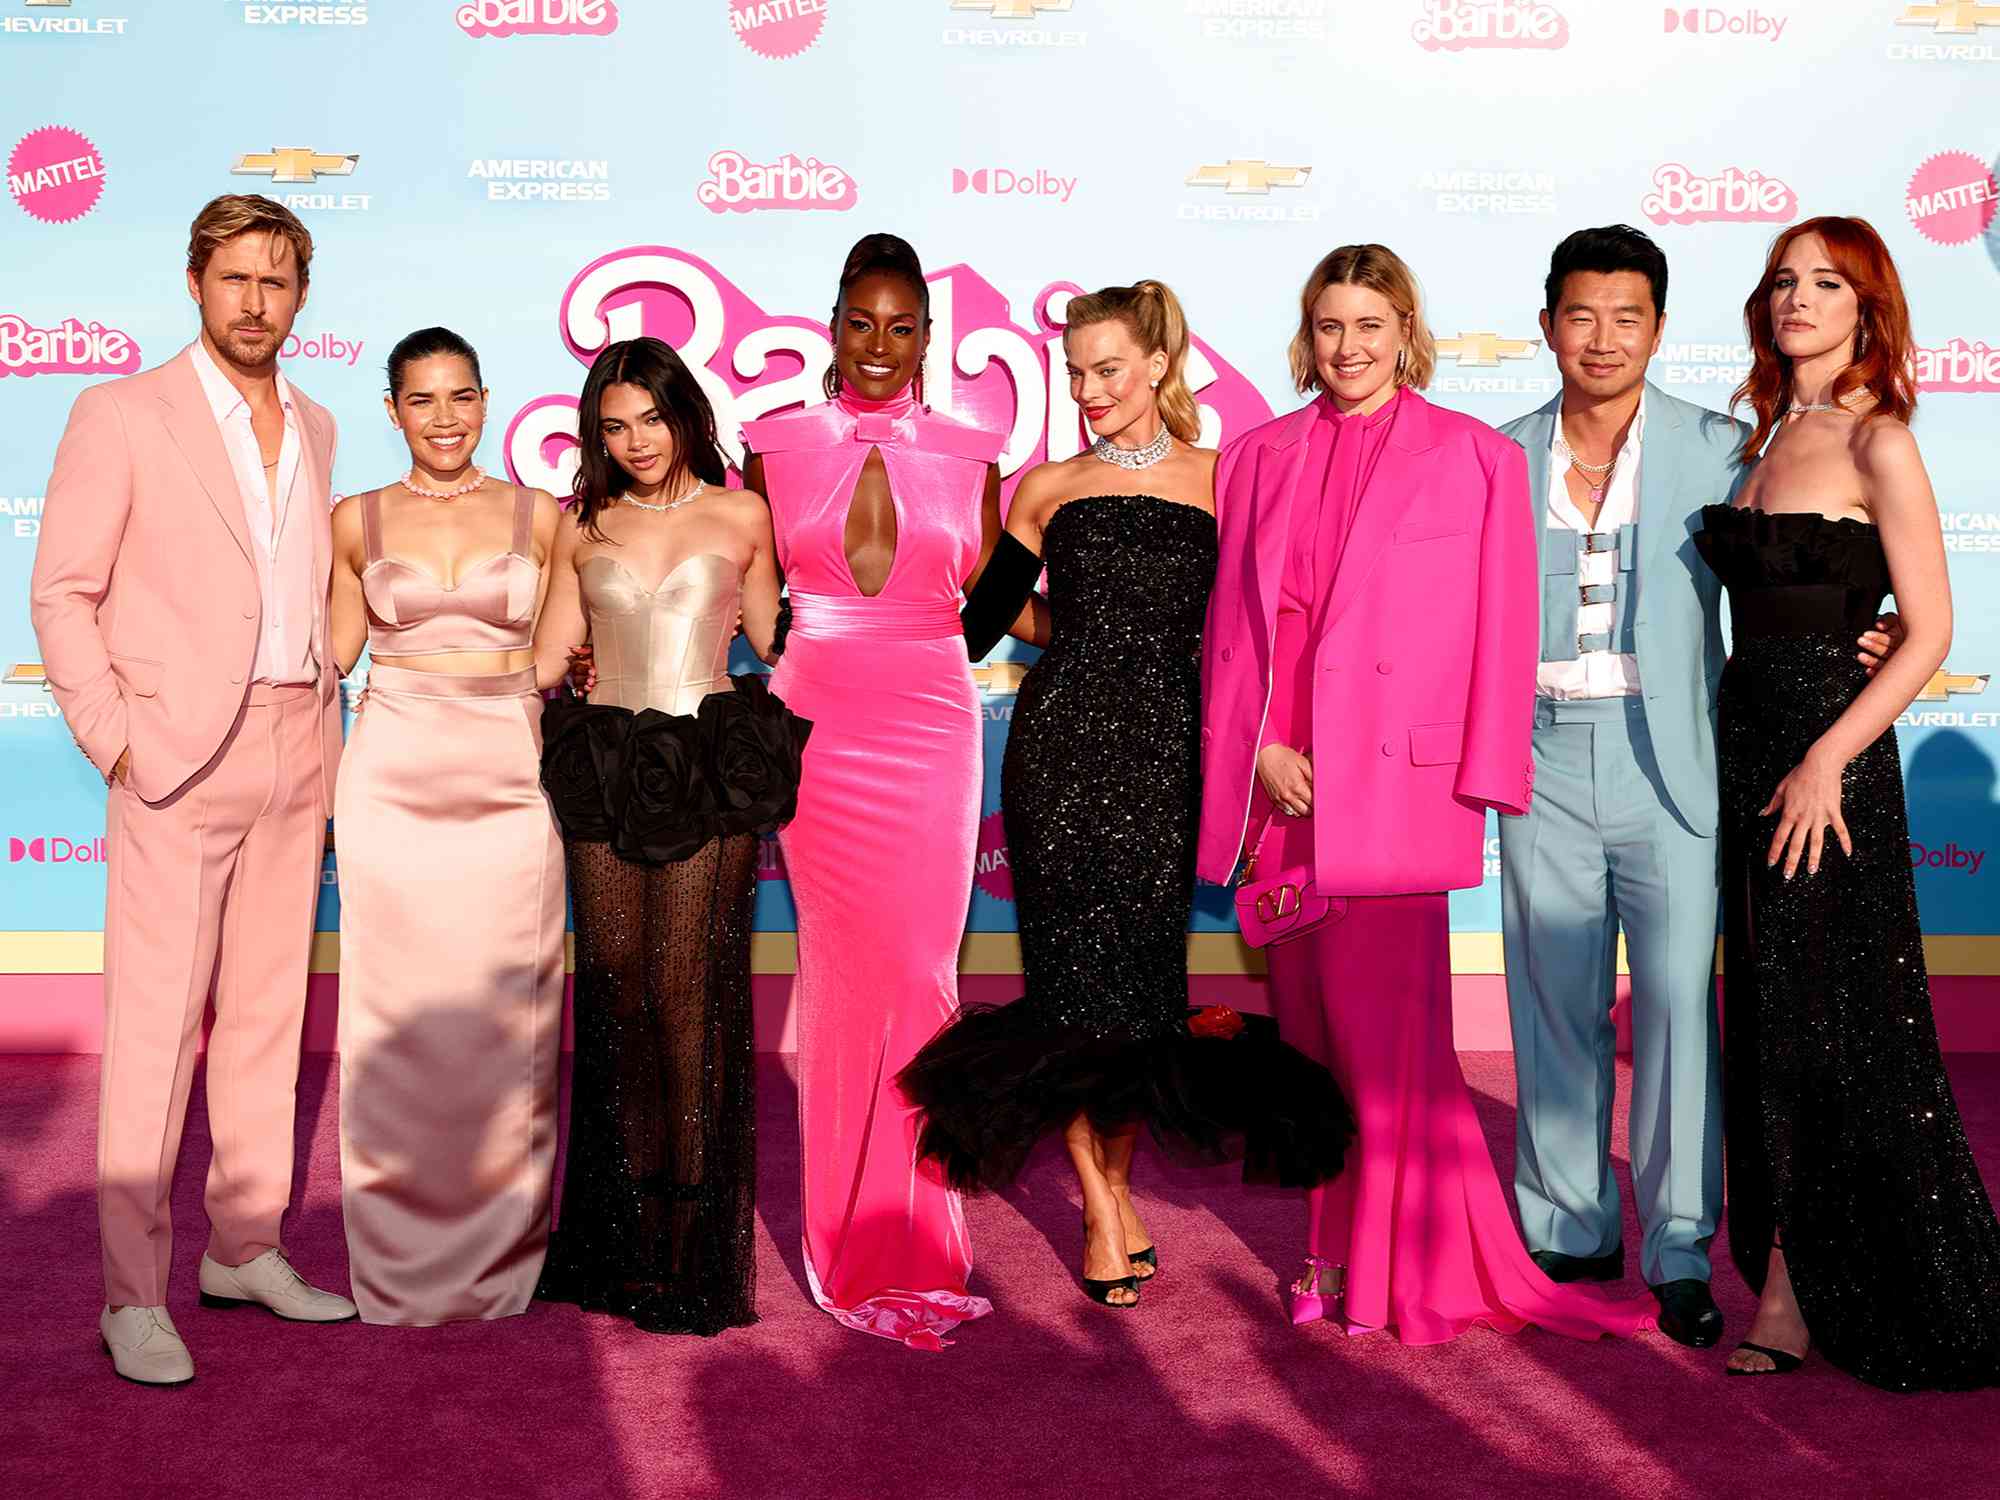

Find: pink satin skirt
[1266,891,1656,1344]
[335,666,565,1326]
[768,596,992,1349]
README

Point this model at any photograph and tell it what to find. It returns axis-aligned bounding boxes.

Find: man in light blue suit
[1498,227,1899,1348]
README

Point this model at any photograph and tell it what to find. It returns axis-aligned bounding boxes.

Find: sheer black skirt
[536,833,759,1336]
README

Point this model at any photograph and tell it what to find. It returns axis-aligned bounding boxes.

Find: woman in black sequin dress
[1695,216,2000,1389]
[898,284,1351,1307]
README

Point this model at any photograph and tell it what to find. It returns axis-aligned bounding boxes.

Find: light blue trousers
[1499,695,1723,1287]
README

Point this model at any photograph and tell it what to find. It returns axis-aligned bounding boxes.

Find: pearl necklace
[1090,427,1172,470]
[623,479,705,513]
[401,465,486,500]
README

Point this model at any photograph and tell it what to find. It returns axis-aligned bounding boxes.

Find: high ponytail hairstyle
[1733,215,1916,460]
[1063,279,1201,444]
[825,231,930,401]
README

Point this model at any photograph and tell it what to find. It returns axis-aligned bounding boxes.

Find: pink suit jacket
[1195,389,1537,895]
[30,346,343,806]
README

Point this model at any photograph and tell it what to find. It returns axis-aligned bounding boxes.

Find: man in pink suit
[31,195,357,1387]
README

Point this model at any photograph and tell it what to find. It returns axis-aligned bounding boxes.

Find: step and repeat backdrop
[2,0,1997,980]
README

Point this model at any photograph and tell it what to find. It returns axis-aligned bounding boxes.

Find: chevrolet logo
[1436,333,1542,367]
[1185,160,1310,196]
[1916,668,1991,701]
[26,2,72,8]
[232,148,359,185]
[3,662,47,688]
[951,0,1072,15]
[972,661,1032,696]
[1897,2,2000,32]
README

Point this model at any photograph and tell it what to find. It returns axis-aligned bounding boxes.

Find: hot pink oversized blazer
[30,347,344,806]
[1195,389,1537,895]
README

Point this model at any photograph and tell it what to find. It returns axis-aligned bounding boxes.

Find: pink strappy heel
[1289,1256,1343,1326]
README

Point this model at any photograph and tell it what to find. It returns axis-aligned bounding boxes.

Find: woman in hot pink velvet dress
[741,234,1003,1349]
[1198,245,1655,1344]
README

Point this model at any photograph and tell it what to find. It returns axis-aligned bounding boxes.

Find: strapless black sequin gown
[898,496,1353,1191]
[1696,504,2000,1391]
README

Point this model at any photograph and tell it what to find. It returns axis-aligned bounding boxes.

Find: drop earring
[1854,323,1869,359]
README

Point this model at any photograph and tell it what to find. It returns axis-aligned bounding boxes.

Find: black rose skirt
[539,675,812,865]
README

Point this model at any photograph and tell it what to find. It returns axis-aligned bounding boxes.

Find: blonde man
[32,195,356,1386]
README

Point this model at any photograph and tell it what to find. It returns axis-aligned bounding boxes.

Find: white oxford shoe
[100,1305,195,1386]
[198,1249,358,1322]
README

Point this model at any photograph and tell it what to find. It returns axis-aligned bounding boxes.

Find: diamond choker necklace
[1090,427,1172,470]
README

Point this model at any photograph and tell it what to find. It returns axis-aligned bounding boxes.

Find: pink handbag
[1232,807,1345,948]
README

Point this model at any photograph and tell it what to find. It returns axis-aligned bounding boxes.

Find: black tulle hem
[895,1000,1354,1194]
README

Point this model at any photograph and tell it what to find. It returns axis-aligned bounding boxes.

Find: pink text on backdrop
[501,244,1275,502]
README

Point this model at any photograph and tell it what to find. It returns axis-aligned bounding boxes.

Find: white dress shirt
[1537,407,1643,700]
[190,340,317,685]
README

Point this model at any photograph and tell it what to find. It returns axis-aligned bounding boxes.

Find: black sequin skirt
[539,675,811,866]
[1719,632,2000,1391]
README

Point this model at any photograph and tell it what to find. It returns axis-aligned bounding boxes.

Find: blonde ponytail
[1063,279,1202,443]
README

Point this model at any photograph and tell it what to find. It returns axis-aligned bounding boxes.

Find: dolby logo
[1436,332,1541,366]
[951,166,1076,202]
[9,834,105,864]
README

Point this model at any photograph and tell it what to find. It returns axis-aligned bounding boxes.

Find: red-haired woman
[1695,216,2000,1389]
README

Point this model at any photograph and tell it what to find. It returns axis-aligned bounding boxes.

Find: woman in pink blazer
[1196,244,1654,1343]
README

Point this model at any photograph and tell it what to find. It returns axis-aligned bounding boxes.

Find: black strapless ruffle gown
[1696,503,2000,1391]
[898,495,1353,1192]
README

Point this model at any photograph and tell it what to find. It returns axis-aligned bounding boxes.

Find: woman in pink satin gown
[740,234,1005,1349]
[1197,246,1656,1345]
[328,328,566,1325]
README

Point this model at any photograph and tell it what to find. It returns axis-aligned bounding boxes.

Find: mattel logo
[0,315,139,378]
[1412,0,1568,51]
[1911,841,1987,876]
[1663,7,1788,38]
[697,150,855,213]
[9,835,105,864]
[1641,163,1795,225]
[456,0,616,36]
[952,166,1076,203]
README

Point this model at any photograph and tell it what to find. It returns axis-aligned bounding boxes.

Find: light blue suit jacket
[1501,382,1747,838]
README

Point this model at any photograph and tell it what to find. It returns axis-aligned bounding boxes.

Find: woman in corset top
[327,327,565,1324]
[531,336,808,1336]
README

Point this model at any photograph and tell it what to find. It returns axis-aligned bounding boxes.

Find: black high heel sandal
[1726,1341,1805,1376]
[1082,1272,1141,1308]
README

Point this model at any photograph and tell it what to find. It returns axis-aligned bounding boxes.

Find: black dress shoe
[1529,1247,1624,1283]
[1651,1278,1724,1349]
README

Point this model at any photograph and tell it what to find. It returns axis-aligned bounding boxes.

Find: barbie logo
[756,833,789,881]
[501,245,1272,500]
[455,0,617,37]
[1640,163,1795,225]
[697,151,857,214]
[974,810,1013,903]
[1914,338,2000,392]
[1412,0,1569,50]
[0,315,139,378]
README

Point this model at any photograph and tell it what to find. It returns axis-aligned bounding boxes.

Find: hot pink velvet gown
[744,386,998,1349]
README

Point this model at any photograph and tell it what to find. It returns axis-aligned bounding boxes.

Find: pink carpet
[3,1051,1996,1499]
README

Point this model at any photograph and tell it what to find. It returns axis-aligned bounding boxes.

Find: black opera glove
[960,532,1043,660]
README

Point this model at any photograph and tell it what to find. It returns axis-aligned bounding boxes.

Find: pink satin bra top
[578,551,739,715]
[359,485,540,657]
